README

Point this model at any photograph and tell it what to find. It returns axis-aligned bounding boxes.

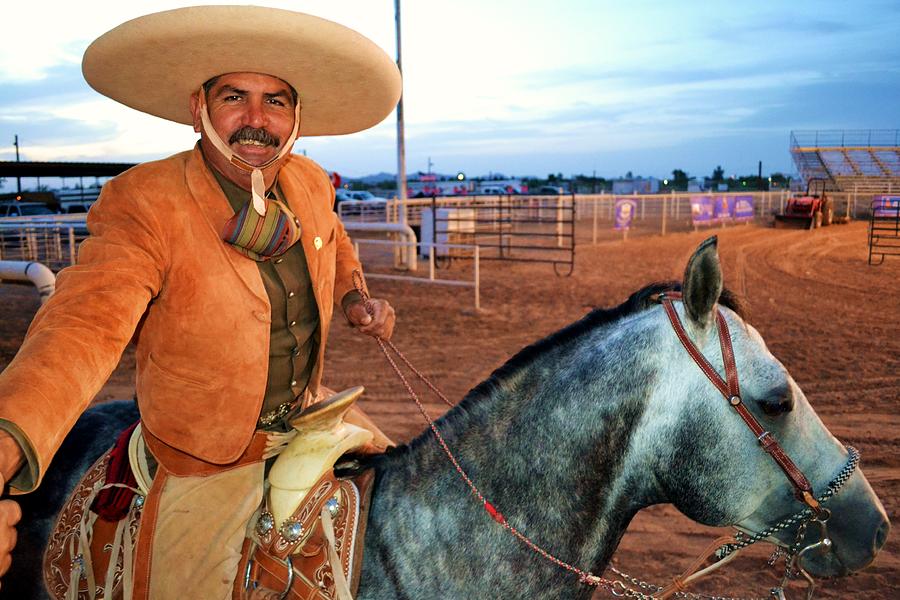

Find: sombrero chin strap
[197,87,301,216]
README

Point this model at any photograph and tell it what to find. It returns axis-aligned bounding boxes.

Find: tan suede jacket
[0,147,364,491]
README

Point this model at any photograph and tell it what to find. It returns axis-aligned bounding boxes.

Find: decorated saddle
[42,387,376,600]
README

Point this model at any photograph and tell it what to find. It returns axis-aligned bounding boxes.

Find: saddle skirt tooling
[42,387,377,600]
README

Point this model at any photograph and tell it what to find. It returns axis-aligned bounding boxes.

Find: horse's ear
[682,236,723,328]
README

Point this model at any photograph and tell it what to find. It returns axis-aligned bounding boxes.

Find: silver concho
[325,497,340,518]
[256,511,275,536]
[134,495,145,508]
[280,519,304,542]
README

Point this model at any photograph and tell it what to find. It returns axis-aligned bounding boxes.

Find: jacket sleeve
[0,177,166,492]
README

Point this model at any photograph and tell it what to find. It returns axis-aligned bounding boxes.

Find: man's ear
[189,91,202,133]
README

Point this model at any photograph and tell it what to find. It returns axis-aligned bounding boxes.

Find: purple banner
[873,195,900,217]
[713,195,733,220]
[690,195,713,224]
[733,195,755,220]
[614,198,638,230]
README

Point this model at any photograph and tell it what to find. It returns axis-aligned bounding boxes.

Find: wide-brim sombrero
[82,5,401,136]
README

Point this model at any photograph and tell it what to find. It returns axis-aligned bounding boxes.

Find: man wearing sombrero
[0,5,400,597]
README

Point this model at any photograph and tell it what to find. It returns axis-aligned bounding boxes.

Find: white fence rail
[351,238,480,310]
[3,190,887,275]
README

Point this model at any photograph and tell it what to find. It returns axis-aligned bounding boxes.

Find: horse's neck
[362,325,660,598]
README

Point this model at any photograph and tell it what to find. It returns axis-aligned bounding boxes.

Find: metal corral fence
[868,196,900,266]
[3,190,887,274]
[341,194,576,274]
[0,216,88,271]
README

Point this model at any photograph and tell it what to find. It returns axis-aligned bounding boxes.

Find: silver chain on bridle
[601,446,860,600]
[607,292,859,600]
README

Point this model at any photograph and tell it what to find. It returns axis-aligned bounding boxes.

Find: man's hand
[345,298,396,340]
[0,431,25,586]
[0,480,21,585]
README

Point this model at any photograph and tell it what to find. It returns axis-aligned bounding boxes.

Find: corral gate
[423,195,576,276]
[868,196,900,265]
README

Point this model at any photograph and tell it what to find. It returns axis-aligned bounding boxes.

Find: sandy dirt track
[1,221,897,597]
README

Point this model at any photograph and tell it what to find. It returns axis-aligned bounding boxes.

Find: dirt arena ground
[1,220,897,597]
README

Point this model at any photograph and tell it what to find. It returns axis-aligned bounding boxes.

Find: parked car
[59,200,95,214]
[1,202,56,217]
[346,190,387,202]
[334,188,354,204]
[479,186,512,195]
[536,185,566,195]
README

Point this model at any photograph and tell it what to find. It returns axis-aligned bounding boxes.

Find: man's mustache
[229,126,280,148]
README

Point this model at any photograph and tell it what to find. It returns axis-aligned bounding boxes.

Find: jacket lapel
[279,165,325,286]
[183,147,268,304]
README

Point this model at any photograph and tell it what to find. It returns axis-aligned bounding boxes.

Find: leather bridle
[656,291,825,517]
[358,267,859,598]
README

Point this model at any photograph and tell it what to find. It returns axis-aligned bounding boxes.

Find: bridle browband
[655,291,825,516]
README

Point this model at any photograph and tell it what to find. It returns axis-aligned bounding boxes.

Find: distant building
[612,177,660,195]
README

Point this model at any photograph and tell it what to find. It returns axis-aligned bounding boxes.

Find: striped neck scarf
[221,190,302,261]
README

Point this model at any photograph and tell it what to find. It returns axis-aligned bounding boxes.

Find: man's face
[190,72,297,167]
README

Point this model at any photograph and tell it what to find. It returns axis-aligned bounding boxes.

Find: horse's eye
[758,392,794,416]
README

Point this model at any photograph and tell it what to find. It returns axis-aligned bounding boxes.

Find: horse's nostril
[875,518,890,551]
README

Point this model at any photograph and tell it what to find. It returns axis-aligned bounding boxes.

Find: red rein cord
[351,271,605,586]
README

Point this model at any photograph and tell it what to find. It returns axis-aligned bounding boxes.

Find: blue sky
[1,0,898,186]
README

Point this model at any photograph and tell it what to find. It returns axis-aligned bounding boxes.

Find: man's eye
[223,95,242,102]
[267,98,286,106]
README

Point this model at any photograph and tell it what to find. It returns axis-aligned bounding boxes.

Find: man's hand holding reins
[0,485,19,584]
[0,430,24,587]
[346,298,396,340]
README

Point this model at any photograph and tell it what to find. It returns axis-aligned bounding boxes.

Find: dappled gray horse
[6,238,889,599]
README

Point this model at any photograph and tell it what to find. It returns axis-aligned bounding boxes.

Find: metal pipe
[343,222,417,271]
[474,245,480,311]
[0,260,56,303]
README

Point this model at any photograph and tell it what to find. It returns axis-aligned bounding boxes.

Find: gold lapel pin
[313,236,323,250]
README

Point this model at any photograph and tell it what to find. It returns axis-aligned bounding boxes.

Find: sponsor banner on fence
[873,195,900,217]
[690,195,713,224]
[733,195,755,220]
[692,195,753,224]
[713,195,733,220]
[614,198,638,230]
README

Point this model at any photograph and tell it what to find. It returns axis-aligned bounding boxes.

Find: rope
[350,271,860,599]
[351,271,608,588]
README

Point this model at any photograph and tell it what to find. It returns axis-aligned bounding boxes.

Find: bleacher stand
[791,130,900,195]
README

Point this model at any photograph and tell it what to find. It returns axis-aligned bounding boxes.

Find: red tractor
[774,178,834,229]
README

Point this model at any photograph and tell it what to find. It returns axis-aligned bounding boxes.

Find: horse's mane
[337,282,745,474]
[461,281,745,405]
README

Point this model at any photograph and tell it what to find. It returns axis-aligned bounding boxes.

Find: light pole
[394,0,407,226]
[14,134,21,193]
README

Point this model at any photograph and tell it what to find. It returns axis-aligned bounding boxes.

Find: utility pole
[394,0,407,225]
[14,134,21,193]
